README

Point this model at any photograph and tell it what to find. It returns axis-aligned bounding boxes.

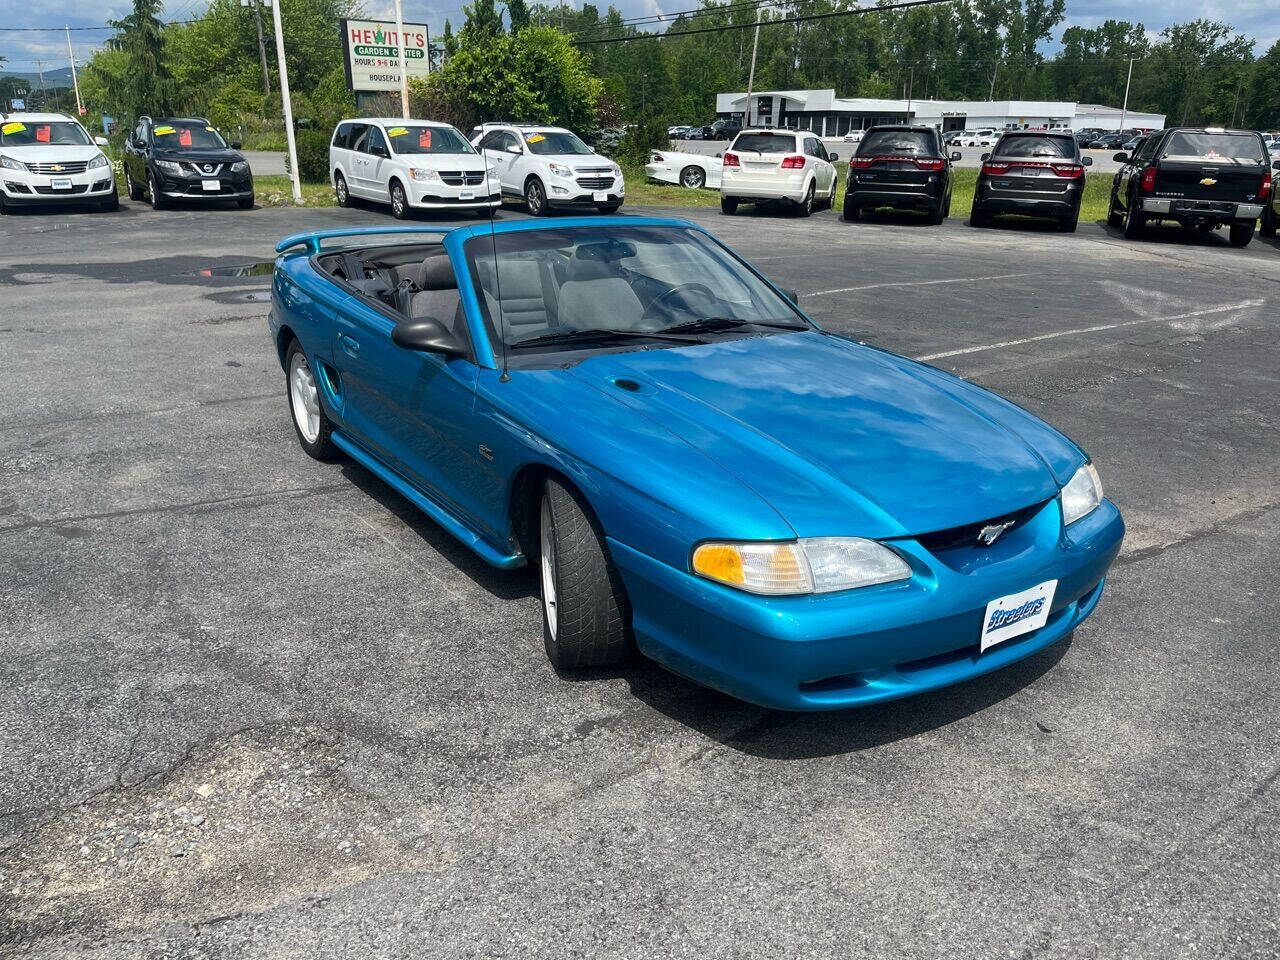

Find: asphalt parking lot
[2,198,1278,958]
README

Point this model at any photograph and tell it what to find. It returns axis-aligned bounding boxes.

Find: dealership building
[715,89,1165,136]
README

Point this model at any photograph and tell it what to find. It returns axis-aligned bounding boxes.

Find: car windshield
[1163,132,1263,163]
[524,131,591,155]
[386,125,474,155]
[859,130,934,156]
[0,120,91,146]
[995,135,1075,158]
[152,123,228,150]
[732,133,796,153]
[465,225,809,359]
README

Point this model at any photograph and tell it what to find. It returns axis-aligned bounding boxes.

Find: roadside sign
[10,98,25,111]
[340,17,430,93]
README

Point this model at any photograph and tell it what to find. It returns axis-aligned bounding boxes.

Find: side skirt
[331,431,526,570]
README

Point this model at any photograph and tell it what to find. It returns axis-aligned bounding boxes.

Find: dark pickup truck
[1106,127,1275,247]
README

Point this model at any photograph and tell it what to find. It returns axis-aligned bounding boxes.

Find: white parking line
[914,299,1265,362]
[808,273,1035,297]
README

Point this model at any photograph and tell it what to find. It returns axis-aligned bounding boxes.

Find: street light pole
[270,0,303,205]
[745,4,761,127]
[394,0,410,119]
[1119,57,1134,130]
[65,26,84,116]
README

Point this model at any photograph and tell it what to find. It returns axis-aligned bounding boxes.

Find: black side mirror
[1082,156,1093,166]
[829,152,838,161]
[777,287,799,305]
[1272,159,1280,170]
[391,317,467,357]
[1113,152,1128,163]
[230,140,242,150]
[980,152,991,161]
[952,151,962,161]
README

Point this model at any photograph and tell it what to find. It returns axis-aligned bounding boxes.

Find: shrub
[288,129,330,183]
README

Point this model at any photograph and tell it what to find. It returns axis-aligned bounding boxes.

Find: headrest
[416,253,458,291]
[567,254,617,282]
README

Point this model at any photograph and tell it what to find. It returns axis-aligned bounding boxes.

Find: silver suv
[470,123,624,215]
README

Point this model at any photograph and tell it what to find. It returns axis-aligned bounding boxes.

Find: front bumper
[156,169,253,200]
[544,175,625,207]
[644,161,677,184]
[610,498,1124,711]
[1,172,115,204]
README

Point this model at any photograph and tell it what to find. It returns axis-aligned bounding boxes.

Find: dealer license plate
[459,190,475,200]
[979,580,1057,652]
[593,191,608,202]
[202,179,221,192]
[49,178,73,191]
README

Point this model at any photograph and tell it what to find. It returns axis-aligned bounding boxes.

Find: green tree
[461,0,505,45]
[1245,39,1280,129]
[508,0,531,33]
[1135,20,1254,126]
[107,0,179,118]
[442,20,459,60]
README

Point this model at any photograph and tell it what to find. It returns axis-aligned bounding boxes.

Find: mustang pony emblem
[977,520,1016,546]
[1199,177,1217,186]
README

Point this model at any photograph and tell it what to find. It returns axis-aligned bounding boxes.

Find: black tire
[843,204,860,221]
[148,172,166,210]
[943,192,952,218]
[720,196,738,215]
[1260,203,1277,238]
[1229,219,1256,248]
[334,171,351,207]
[971,206,991,228]
[99,188,119,212]
[125,167,144,201]
[1106,189,1124,228]
[525,177,548,216]
[389,179,410,220]
[1059,206,1079,232]
[679,165,705,189]
[0,195,7,215]
[925,201,944,225]
[284,339,338,462]
[538,477,632,669]
[1123,200,1146,239]
[237,195,254,210]
[794,182,815,217]
[598,203,620,214]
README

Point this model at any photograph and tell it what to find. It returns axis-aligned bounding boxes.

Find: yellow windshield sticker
[387,126,409,137]
[1,122,25,135]
[154,125,176,136]
[526,133,546,143]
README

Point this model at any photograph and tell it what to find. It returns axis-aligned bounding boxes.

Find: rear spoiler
[275,225,453,255]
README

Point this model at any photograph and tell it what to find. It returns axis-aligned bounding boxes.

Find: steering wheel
[640,281,718,326]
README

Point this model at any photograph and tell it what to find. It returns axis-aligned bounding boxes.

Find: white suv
[0,112,117,213]
[719,128,838,217]
[470,123,624,215]
[329,117,500,219]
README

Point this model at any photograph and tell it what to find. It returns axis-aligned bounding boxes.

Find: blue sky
[1,1,1275,75]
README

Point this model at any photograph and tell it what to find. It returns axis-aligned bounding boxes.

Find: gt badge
[977,520,1015,546]
[1200,177,1217,186]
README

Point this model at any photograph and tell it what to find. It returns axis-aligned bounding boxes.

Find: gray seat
[408,253,465,339]
[475,258,558,337]
[557,254,643,331]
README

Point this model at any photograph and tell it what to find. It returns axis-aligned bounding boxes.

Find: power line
[565,0,779,34]
[572,0,956,45]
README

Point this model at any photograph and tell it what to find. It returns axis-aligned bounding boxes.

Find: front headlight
[230,160,249,173]
[612,165,622,178]
[87,153,109,170]
[1060,462,1103,526]
[154,159,183,175]
[548,161,573,178]
[409,167,440,182]
[692,537,911,595]
[0,154,25,171]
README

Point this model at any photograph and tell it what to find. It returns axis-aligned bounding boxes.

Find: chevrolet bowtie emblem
[1200,177,1217,186]
[50,164,64,172]
[977,520,1015,546]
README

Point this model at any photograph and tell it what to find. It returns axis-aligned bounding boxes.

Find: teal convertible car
[269,219,1123,710]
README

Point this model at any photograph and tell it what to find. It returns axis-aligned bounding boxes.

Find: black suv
[1107,127,1272,247]
[123,116,254,210]
[971,130,1093,231]
[705,118,743,142]
[843,125,961,224]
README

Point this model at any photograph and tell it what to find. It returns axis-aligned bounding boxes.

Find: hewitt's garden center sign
[340,18,431,93]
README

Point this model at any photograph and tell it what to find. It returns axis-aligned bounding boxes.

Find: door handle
[339,333,360,356]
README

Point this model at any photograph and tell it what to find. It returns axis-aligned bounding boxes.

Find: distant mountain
[0,67,75,87]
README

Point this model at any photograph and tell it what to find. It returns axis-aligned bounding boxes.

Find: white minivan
[329,117,500,218]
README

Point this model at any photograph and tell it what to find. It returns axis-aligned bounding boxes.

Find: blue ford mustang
[268,217,1123,711]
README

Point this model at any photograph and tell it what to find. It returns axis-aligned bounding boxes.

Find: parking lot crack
[1117,498,1280,567]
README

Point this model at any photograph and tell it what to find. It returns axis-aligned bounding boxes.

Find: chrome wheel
[335,173,348,206]
[391,183,406,218]
[539,494,558,640]
[289,352,321,444]
[526,179,545,216]
[680,166,705,189]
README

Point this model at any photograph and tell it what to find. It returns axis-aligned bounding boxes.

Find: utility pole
[906,63,914,119]
[250,0,271,98]
[270,0,302,205]
[35,59,47,111]
[988,59,999,100]
[1119,56,1134,130]
[394,0,409,118]
[65,27,84,115]
[745,3,761,127]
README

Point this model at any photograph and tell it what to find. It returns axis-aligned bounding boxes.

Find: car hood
[1,144,104,163]
[566,332,1084,539]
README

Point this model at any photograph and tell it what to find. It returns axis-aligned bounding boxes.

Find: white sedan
[842,130,864,144]
[645,149,722,189]
[961,130,1000,147]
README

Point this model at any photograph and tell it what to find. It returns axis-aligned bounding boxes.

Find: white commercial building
[715,89,1164,136]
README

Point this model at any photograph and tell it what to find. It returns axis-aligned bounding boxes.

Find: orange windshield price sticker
[419,130,432,148]
[35,125,51,143]
[179,128,193,147]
